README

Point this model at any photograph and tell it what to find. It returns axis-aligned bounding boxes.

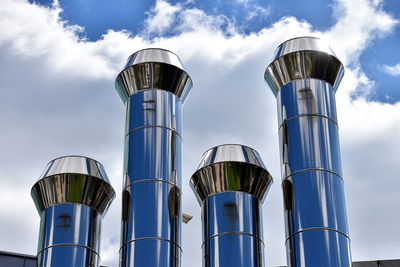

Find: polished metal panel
[38,156,110,182]
[201,192,264,267]
[283,171,348,237]
[265,37,351,267]
[32,156,115,267]
[120,181,181,267]
[191,144,273,203]
[198,144,267,169]
[120,240,181,267]
[286,230,351,267]
[121,182,181,248]
[124,119,181,187]
[31,173,115,215]
[191,162,272,204]
[37,246,99,267]
[121,94,182,267]
[37,204,100,267]
[272,37,336,60]
[125,89,182,134]
[38,204,101,251]
[115,48,193,103]
[276,79,337,126]
[32,156,115,215]
[125,48,184,69]
[264,37,344,95]
[191,145,272,267]
[116,50,191,267]
[202,192,262,241]
[279,114,342,178]
[203,232,263,267]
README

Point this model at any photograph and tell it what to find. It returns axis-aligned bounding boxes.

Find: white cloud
[372,0,383,7]
[234,0,271,21]
[325,0,398,65]
[383,63,400,75]
[144,0,235,35]
[144,0,182,35]
[0,0,399,266]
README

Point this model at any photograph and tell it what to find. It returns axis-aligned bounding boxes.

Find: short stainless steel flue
[115,48,192,267]
[264,37,352,266]
[31,156,115,267]
[190,144,273,267]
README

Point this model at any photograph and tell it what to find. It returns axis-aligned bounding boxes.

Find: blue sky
[33,0,336,38]
[1,0,400,267]
[32,0,400,103]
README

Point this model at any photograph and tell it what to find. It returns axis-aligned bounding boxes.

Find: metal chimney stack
[115,48,192,267]
[264,37,352,266]
[190,144,273,267]
[31,156,116,267]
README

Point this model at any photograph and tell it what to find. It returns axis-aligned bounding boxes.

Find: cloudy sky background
[0,0,400,266]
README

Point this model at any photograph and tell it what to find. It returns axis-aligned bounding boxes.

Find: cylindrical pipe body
[31,156,115,267]
[191,145,273,267]
[120,90,182,266]
[115,48,192,267]
[37,204,101,266]
[202,192,264,267]
[264,37,352,267]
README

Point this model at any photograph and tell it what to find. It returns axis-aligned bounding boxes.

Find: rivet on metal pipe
[31,156,116,267]
[115,48,193,267]
[190,144,273,267]
[264,36,352,267]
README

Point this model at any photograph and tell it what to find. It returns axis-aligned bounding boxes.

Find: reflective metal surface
[203,192,262,240]
[121,182,181,250]
[264,37,352,267]
[38,156,110,182]
[120,240,181,267]
[124,48,184,69]
[279,114,342,178]
[286,230,351,267]
[37,204,100,267]
[191,144,273,203]
[115,48,193,103]
[191,162,272,204]
[283,172,348,238]
[198,144,267,169]
[120,181,181,267]
[116,50,192,267]
[124,125,181,187]
[264,37,344,95]
[203,194,265,267]
[31,156,115,215]
[191,145,272,267]
[125,89,182,134]
[203,230,263,267]
[32,156,115,267]
[272,37,336,60]
[276,79,337,126]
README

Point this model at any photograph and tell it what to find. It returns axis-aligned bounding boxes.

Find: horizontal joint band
[202,231,264,247]
[200,190,261,203]
[282,168,343,182]
[279,114,338,130]
[285,227,350,244]
[125,125,182,138]
[123,179,181,191]
[37,243,100,258]
[120,237,182,252]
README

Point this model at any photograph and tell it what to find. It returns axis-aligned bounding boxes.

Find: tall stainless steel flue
[190,144,273,267]
[115,48,192,267]
[31,156,116,267]
[264,37,352,266]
